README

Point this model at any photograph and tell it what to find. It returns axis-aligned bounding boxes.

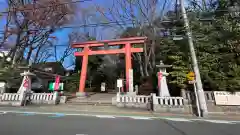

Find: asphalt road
[0,113,239,135]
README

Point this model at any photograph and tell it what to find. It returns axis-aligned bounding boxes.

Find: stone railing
[151,93,185,113]
[30,92,58,104]
[1,93,21,101]
[114,93,185,112]
[0,92,59,106]
[0,93,25,106]
[183,90,215,101]
[115,93,151,109]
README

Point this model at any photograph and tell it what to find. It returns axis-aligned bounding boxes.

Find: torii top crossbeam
[72,37,147,48]
[72,37,147,96]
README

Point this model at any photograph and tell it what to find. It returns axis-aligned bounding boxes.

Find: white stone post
[0,82,6,94]
[134,85,138,95]
[19,91,26,106]
[151,93,158,105]
[53,91,59,105]
[151,93,157,111]
[116,92,120,102]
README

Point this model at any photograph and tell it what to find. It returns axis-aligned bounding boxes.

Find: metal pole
[193,82,201,117]
[179,0,208,117]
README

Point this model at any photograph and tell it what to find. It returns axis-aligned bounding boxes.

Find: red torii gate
[72,37,147,96]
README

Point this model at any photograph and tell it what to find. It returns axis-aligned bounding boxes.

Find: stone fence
[0,93,25,106]
[115,93,151,109]
[30,93,58,104]
[152,94,185,113]
[182,90,215,101]
[0,92,63,106]
[114,91,240,115]
[114,93,185,113]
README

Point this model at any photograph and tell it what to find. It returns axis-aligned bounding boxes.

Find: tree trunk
[11,47,19,67]
[26,46,33,64]
[16,46,26,64]
[11,32,21,67]
[34,46,43,63]
[136,53,144,77]
[143,43,149,76]
[0,52,6,68]
[151,40,156,71]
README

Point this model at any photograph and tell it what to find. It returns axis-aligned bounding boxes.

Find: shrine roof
[72,37,147,48]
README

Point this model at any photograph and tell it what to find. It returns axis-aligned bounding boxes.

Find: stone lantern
[17,66,36,94]
[156,61,172,97]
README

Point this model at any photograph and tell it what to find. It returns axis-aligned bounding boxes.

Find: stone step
[66,101,113,106]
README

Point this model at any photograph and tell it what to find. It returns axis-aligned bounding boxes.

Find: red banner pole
[54,75,60,91]
[158,72,162,89]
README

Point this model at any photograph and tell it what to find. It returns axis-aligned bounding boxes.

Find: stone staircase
[67,93,116,106]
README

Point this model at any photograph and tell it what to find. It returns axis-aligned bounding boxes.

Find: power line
[0,19,178,33]
[0,0,91,14]
[0,20,144,32]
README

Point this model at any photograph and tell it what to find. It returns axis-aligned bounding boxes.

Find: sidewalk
[0,104,194,118]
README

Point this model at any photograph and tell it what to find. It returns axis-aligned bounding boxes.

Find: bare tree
[33,40,54,63]
[95,0,170,77]
[2,0,76,67]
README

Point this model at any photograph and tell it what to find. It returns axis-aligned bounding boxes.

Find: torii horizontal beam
[72,37,147,48]
[74,48,143,56]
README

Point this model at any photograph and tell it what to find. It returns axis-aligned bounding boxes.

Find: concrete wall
[182,90,240,115]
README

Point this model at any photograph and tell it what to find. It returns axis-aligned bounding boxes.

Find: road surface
[0,112,239,135]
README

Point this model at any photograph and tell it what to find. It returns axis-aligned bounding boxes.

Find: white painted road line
[163,118,193,122]
[130,116,152,120]
[0,111,6,115]
[198,120,235,124]
[96,115,116,118]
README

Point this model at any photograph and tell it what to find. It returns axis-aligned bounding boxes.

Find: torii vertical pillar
[125,43,133,93]
[76,47,89,97]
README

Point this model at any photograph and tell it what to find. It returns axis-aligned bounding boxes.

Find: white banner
[214,91,240,106]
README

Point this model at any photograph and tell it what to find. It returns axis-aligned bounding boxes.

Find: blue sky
[0,0,177,69]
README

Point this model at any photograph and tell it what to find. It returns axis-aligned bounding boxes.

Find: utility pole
[179,0,208,117]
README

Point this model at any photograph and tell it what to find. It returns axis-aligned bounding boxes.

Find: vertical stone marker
[128,69,134,95]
